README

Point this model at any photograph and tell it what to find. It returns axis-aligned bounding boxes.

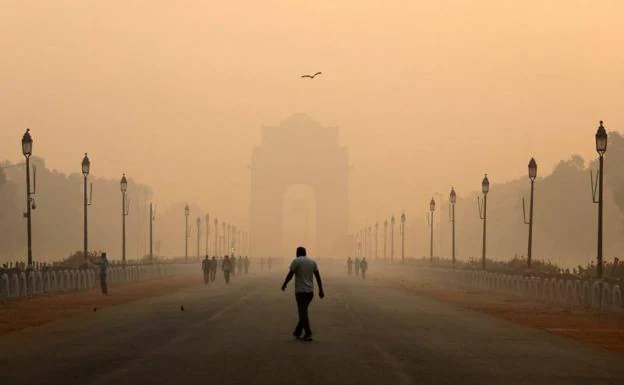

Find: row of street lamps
[183,206,248,260]
[353,121,609,279]
[20,130,150,267]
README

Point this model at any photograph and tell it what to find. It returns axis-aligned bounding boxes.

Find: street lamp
[449,187,457,267]
[120,174,128,264]
[384,219,388,261]
[591,121,608,280]
[149,202,156,262]
[428,198,435,262]
[375,222,379,260]
[214,218,218,256]
[82,153,92,261]
[197,217,201,259]
[522,159,537,270]
[205,214,210,255]
[21,129,36,267]
[184,204,190,260]
[478,174,489,270]
[400,212,406,263]
[390,215,395,263]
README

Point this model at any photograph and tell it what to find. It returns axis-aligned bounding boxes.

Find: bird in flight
[301,72,322,79]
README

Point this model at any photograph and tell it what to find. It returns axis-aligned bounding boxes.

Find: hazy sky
[1,0,623,232]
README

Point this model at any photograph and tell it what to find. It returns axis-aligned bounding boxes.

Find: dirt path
[0,275,202,336]
[380,273,624,352]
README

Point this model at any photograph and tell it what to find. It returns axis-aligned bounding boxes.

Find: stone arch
[250,114,349,257]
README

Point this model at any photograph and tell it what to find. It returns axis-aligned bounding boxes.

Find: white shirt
[289,256,318,293]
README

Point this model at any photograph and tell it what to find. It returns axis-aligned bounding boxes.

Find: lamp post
[214,218,219,255]
[428,199,435,262]
[390,215,395,263]
[222,222,226,256]
[522,159,537,270]
[400,212,406,263]
[197,217,201,259]
[81,153,91,261]
[120,174,128,264]
[21,129,36,267]
[478,174,489,270]
[449,187,457,267]
[205,214,210,256]
[375,222,378,260]
[149,203,156,262]
[384,219,388,261]
[184,204,190,260]
[591,121,608,280]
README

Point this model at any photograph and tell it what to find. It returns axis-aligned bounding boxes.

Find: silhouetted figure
[267,257,273,271]
[260,256,265,271]
[237,256,243,275]
[244,256,250,274]
[354,257,361,277]
[210,256,217,282]
[231,255,236,277]
[222,255,232,284]
[281,246,325,341]
[360,257,368,279]
[92,252,109,295]
[202,255,210,284]
[347,257,353,275]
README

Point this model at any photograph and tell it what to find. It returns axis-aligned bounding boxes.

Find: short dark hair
[296,247,306,257]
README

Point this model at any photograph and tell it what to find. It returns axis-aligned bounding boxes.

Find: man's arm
[281,271,294,291]
[314,270,325,298]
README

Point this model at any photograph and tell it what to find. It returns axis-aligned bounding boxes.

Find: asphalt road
[0,269,623,385]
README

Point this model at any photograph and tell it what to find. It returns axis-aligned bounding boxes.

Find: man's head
[296,246,306,257]
[101,252,107,260]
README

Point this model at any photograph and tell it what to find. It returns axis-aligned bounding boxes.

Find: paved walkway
[0,272,622,385]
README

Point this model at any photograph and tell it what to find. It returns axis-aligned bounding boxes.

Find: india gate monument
[249,114,349,258]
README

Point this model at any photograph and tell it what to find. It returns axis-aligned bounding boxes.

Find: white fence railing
[0,264,184,300]
[426,268,623,312]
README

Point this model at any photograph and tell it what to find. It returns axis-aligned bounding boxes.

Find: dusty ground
[0,275,202,336]
[376,270,624,352]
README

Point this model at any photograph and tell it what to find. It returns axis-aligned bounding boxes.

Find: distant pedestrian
[281,246,325,342]
[237,256,243,276]
[354,257,361,277]
[244,256,250,274]
[202,256,210,284]
[360,257,368,279]
[210,256,217,282]
[267,257,273,271]
[260,257,265,271]
[92,252,109,295]
[347,257,353,275]
[222,255,232,284]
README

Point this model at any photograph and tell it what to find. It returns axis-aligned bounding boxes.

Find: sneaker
[301,334,313,342]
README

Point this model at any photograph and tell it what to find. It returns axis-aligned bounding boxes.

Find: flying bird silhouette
[301,72,322,79]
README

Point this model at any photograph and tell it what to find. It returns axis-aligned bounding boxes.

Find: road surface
[0,270,622,385]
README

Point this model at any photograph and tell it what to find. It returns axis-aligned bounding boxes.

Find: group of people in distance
[346,256,368,278]
[202,255,250,284]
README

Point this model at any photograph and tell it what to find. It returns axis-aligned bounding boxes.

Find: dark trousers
[224,270,231,283]
[294,292,314,337]
[100,273,108,295]
[210,269,216,282]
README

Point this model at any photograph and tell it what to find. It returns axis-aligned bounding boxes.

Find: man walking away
[237,256,243,276]
[354,257,361,277]
[347,257,353,276]
[222,255,232,284]
[244,256,250,274]
[360,257,368,279]
[210,256,217,282]
[260,256,265,271]
[281,246,324,342]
